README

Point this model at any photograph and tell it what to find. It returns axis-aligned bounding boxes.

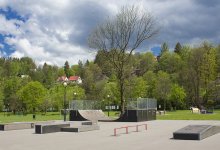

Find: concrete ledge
[173,125,220,140]
[35,123,70,134]
[61,124,100,132]
[0,122,34,131]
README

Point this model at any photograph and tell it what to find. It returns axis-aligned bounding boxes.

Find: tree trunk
[119,80,125,115]
[163,99,166,114]
[33,108,36,119]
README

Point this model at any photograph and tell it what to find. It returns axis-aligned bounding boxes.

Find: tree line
[0,41,220,114]
[93,42,220,111]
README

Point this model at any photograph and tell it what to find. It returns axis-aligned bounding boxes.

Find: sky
[0,0,220,66]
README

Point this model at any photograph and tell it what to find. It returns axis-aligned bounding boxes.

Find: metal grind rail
[114,124,147,136]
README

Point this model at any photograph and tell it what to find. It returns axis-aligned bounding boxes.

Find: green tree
[174,42,182,54]
[57,68,65,77]
[143,71,156,98]
[0,81,4,111]
[153,71,171,112]
[128,76,147,98]
[160,42,169,56]
[94,50,113,77]
[158,52,182,74]
[71,85,86,100]
[88,6,158,113]
[3,77,28,114]
[17,81,47,115]
[3,59,20,77]
[82,63,103,100]
[20,57,36,75]
[186,42,217,107]
[137,52,156,76]
[200,43,217,96]
[49,84,86,111]
[77,60,84,78]
[64,61,70,78]
[169,84,186,110]
[102,81,120,105]
[216,45,220,73]
[186,47,203,107]
[41,63,59,89]
[49,85,64,111]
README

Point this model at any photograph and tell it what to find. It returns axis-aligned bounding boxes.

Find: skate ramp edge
[70,110,114,121]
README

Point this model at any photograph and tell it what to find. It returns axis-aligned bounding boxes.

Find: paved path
[0,120,220,150]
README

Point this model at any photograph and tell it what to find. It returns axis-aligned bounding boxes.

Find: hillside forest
[0,42,220,114]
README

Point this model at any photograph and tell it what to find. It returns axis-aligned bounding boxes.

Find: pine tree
[160,42,169,56]
[64,61,70,78]
[174,42,182,54]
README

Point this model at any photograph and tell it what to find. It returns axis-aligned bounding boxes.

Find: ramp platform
[173,125,220,140]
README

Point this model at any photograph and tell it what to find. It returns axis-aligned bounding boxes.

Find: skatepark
[1,99,220,150]
[1,120,220,150]
[69,99,157,122]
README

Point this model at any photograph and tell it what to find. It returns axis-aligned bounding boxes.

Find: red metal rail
[114,124,147,136]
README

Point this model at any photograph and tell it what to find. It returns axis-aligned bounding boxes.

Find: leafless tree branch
[88,5,159,113]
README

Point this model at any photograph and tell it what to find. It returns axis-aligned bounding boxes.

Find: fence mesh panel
[127,98,157,110]
[70,98,157,110]
[70,100,101,110]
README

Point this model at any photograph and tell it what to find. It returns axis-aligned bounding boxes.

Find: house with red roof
[57,76,68,82]
[57,76,82,84]
[68,76,82,84]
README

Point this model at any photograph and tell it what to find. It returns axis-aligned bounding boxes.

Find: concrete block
[173,125,220,140]
[35,123,70,134]
[0,122,34,131]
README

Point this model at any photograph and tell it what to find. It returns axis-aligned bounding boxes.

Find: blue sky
[0,0,220,66]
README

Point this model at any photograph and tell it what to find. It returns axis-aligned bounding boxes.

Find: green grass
[0,112,62,123]
[157,109,220,120]
[0,111,120,123]
[103,111,120,118]
[1,110,220,123]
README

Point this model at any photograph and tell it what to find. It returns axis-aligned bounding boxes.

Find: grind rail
[114,124,147,136]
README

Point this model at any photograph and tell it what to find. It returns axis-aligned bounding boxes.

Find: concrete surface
[1,120,220,150]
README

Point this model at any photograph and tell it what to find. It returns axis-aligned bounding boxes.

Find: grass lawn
[1,110,220,123]
[103,111,120,118]
[157,109,220,120]
[0,112,62,123]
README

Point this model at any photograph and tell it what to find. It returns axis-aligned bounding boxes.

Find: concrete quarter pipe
[69,109,156,122]
[69,110,114,122]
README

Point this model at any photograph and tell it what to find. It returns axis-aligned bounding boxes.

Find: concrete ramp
[70,109,156,122]
[173,125,220,140]
[69,110,114,122]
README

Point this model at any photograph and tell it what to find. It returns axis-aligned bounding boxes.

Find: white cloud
[0,0,220,65]
[0,15,23,36]
[0,49,6,57]
[0,43,4,49]
[0,0,99,66]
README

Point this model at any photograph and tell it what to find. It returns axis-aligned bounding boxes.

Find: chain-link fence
[127,98,157,110]
[70,100,101,110]
[70,98,157,110]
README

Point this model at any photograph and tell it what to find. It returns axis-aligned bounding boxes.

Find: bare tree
[88,6,159,114]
